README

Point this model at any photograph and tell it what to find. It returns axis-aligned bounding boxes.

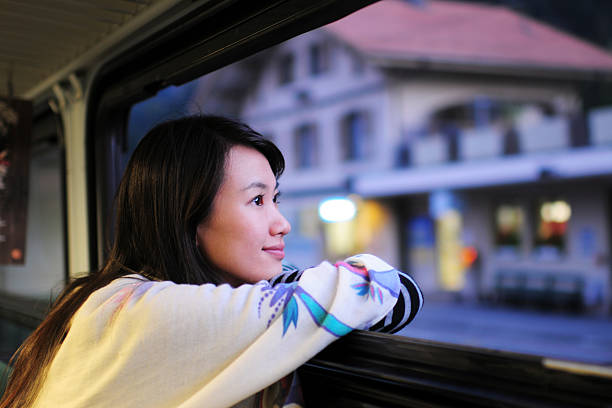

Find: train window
[5,0,612,406]
[107,0,612,372]
[86,0,612,405]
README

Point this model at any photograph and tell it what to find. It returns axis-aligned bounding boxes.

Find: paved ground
[397,300,612,365]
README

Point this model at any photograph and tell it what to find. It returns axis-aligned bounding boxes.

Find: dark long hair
[0,115,285,408]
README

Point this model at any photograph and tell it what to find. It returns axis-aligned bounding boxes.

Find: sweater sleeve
[33,254,401,408]
[367,270,424,333]
[270,260,423,334]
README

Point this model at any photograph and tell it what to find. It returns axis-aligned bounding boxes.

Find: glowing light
[540,201,571,223]
[436,209,465,291]
[461,246,478,268]
[318,197,357,223]
[497,205,523,229]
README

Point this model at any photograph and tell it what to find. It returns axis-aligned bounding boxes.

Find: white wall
[240,29,391,192]
[242,29,383,119]
[0,147,65,298]
[390,77,575,133]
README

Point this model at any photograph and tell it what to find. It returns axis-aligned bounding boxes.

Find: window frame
[85,1,612,405]
[533,197,572,255]
[309,42,329,76]
[341,110,372,161]
[87,0,376,269]
[294,122,319,169]
[278,52,296,85]
[493,202,525,251]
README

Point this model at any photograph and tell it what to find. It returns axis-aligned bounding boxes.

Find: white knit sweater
[32,254,422,408]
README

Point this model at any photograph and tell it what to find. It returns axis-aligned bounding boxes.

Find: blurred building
[190,0,612,314]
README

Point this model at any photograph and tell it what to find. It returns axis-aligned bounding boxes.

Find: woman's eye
[252,195,264,206]
[273,192,281,204]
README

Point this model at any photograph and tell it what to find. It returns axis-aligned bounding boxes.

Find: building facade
[190,0,612,314]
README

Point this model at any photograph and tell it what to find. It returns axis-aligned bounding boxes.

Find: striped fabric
[271,263,423,334]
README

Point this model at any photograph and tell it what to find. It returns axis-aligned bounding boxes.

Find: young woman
[1,115,423,408]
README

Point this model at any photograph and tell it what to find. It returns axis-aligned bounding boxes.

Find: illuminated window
[495,205,524,248]
[535,200,571,251]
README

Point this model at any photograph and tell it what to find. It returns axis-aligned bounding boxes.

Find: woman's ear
[195,223,204,247]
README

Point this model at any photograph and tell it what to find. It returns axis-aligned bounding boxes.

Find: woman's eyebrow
[242,181,279,191]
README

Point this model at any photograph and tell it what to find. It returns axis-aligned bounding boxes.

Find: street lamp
[318,197,357,223]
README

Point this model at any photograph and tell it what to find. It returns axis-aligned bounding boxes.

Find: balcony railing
[399,107,612,168]
[459,127,503,160]
[517,117,570,153]
[411,133,448,167]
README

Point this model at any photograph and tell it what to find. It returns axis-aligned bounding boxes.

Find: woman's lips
[263,246,285,260]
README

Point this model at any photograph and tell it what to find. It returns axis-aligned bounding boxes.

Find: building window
[309,43,329,76]
[294,124,318,169]
[495,205,524,249]
[534,200,571,253]
[278,53,294,85]
[341,111,371,161]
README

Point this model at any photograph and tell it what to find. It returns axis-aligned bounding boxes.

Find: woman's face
[197,145,291,285]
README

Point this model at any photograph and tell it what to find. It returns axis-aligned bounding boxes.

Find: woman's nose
[270,208,291,236]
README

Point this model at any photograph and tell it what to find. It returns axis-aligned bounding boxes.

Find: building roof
[324,0,612,74]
